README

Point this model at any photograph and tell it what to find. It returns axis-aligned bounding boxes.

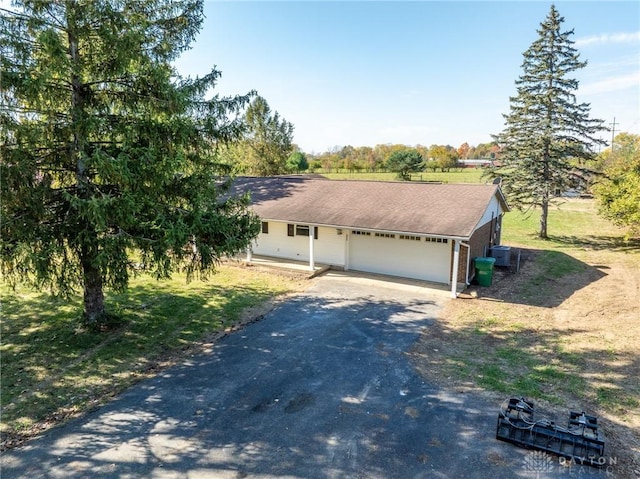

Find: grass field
[0,265,305,446]
[411,199,640,477]
[456,199,640,405]
[319,168,487,183]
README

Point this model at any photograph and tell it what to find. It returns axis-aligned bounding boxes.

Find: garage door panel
[349,233,450,283]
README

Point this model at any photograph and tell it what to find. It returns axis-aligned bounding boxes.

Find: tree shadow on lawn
[0,281,282,449]
[1,290,569,479]
[231,175,311,204]
[411,318,640,479]
[549,234,640,252]
[475,247,608,308]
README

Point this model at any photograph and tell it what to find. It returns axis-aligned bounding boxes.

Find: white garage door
[348,231,451,283]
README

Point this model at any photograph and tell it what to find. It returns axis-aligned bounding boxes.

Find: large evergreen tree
[386,148,424,180]
[0,1,260,326]
[490,5,606,238]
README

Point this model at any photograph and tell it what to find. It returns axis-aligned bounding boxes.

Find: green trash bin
[474,257,496,287]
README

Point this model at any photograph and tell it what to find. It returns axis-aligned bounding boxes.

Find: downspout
[489,212,495,247]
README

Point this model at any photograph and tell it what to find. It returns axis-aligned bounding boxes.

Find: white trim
[344,231,350,270]
[461,242,471,285]
[309,225,315,270]
[451,239,460,298]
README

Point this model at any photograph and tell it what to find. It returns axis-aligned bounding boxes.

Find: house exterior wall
[468,219,496,278]
[478,196,504,228]
[251,221,293,258]
[251,222,347,266]
[314,226,347,265]
[469,195,505,260]
[250,191,506,286]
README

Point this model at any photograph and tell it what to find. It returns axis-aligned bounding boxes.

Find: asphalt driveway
[1,272,607,478]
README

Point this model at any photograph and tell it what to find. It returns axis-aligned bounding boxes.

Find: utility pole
[609,117,619,151]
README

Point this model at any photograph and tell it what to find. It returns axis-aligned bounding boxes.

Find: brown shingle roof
[232,176,508,239]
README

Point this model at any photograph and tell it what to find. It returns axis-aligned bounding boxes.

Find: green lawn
[0,266,303,441]
[502,198,639,257]
[410,198,640,473]
[318,168,486,183]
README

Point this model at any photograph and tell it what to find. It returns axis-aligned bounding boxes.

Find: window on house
[426,237,448,244]
[351,230,371,236]
[399,234,421,241]
[374,232,395,239]
[261,222,269,234]
[290,224,319,239]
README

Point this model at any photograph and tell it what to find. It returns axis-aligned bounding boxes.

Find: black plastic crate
[496,398,605,467]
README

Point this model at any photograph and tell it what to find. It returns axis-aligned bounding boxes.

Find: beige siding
[314,227,347,266]
[251,222,346,265]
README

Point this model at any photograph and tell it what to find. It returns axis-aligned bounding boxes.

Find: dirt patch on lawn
[410,246,640,478]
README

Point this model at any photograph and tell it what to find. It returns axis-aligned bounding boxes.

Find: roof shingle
[232,176,507,239]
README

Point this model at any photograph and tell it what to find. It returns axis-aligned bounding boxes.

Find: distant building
[458,159,495,168]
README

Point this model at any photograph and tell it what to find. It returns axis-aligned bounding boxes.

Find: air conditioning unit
[490,246,511,267]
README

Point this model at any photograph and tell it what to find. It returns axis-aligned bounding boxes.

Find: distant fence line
[308,167,479,175]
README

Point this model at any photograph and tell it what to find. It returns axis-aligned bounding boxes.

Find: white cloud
[579,71,640,96]
[575,31,640,47]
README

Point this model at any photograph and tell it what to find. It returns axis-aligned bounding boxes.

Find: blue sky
[173,1,639,154]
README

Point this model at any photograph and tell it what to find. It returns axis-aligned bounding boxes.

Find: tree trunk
[540,137,551,239]
[81,242,105,325]
[68,12,106,325]
[539,198,549,239]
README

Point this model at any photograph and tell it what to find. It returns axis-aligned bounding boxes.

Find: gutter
[259,218,470,242]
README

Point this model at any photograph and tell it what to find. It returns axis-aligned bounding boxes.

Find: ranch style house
[232,176,509,297]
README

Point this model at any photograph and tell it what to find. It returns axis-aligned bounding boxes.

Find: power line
[609,117,619,151]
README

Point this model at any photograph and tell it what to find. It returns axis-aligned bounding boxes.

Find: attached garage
[348,231,450,283]
[231,176,509,297]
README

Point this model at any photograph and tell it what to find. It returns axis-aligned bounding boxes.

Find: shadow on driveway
[1,273,609,478]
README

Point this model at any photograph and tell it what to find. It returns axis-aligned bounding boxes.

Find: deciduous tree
[428,145,459,171]
[242,96,294,176]
[489,5,606,238]
[457,142,470,159]
[0,0,259,327]
[593,133,640,238]
[286,151,308,173]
